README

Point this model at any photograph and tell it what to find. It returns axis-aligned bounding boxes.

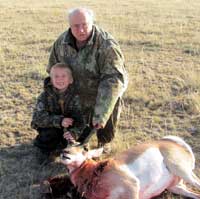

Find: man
[47,8,128,153]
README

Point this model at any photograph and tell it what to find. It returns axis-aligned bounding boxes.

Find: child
[31,63,84,162]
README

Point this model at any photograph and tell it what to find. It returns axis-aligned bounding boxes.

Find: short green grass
[0,0,200,198]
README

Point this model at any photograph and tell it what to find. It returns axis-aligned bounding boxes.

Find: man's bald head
[68,8,94,25]
[68,8,94,44]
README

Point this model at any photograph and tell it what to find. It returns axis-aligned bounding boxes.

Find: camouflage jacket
[47,25,128,126]
[31,77,84,137]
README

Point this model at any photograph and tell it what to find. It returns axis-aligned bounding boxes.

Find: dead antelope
[60,136,200,199]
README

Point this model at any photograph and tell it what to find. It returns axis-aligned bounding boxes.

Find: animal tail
[162,136,195,169]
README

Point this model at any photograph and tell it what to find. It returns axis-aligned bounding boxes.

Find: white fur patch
[119,147,174,199]
[162,136,195,169]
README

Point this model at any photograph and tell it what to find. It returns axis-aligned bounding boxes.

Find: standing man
[47,7,128,153]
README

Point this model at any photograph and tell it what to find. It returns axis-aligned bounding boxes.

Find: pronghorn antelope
[60,136,200,199]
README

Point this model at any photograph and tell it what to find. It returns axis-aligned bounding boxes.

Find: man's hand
[61,118,73,128]
[92,122,104,129]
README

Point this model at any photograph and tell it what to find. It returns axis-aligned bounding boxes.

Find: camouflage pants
[34,128,67,152]
[83,98,122,144]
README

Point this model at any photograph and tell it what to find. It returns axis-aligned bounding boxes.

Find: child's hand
[63,131,76,143]
[61,118,73,128]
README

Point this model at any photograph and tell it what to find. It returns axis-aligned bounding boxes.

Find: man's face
[51,67,73,91]
[69,11,93,42]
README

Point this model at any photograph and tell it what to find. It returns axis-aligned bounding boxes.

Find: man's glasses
[71,23,89,30]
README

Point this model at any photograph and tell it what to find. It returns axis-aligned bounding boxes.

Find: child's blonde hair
[50,63,73,82]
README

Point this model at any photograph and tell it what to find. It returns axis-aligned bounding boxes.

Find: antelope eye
[83,146,89,151]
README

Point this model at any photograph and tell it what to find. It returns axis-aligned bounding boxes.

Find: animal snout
[60,150,70,160]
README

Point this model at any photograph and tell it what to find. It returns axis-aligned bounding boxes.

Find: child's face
[51,67,73,91]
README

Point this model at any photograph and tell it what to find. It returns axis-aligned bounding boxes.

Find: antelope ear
[84,148,104,159]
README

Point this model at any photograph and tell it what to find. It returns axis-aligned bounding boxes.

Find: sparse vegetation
[0,0,200,198]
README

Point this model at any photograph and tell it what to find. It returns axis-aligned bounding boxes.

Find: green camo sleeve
[31,93,64,129]
[93,44,128,126]
[47,41,59,73]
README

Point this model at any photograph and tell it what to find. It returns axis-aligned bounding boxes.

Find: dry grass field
[0,0,200,198]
